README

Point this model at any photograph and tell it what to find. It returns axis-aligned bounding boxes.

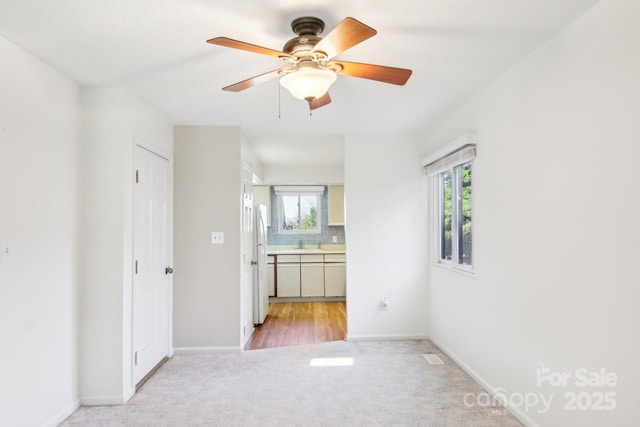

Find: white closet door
[132,145,172,385]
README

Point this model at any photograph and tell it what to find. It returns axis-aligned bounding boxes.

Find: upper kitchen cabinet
[328,185,345,226]
[253,185,271,226]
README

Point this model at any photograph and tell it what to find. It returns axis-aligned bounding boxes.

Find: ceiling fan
[207,16,412,110]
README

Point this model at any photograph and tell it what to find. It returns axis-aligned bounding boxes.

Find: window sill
[433,261,476,278]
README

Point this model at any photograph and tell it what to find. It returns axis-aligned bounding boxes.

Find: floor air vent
[422,354,444,365]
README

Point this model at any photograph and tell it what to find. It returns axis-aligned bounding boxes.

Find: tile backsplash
[266,186,345,245]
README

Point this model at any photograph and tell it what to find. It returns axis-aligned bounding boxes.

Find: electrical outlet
[211,232,224,244]
[332,235,338,243]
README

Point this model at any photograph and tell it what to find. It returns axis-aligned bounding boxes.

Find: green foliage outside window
[440,161,472,266]
[301,206,317,230]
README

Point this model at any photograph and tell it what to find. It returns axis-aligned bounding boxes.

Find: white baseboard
[173,346,242,354]
[82,390,133,407]
[428,335,539,427]
[44,398,81,427]
[123,386,135,403]
[346,333,429,341]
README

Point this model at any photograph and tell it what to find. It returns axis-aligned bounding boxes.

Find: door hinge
[134,351,138,365]
[135,170,139,183]
[135,260,138,274]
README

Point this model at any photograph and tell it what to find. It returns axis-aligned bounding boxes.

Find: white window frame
[423,134,476,273]
[274,186,323,235]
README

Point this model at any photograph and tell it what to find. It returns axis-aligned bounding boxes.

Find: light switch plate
[211,232,224,244]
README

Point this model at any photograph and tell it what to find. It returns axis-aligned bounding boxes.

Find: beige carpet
[60,340,522,426]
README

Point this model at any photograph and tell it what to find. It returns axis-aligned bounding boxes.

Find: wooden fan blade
[310,92,332,110]
[207,37,294,61]
[222,69,282,92]
[333,61,412,85]
[312,17,377,60]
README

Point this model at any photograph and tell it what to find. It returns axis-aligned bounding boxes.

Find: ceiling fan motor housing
[283,17,326,59]
[291,16,325,36]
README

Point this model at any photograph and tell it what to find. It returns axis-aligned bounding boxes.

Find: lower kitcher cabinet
[324,263,346,297]
[301,264,325,297]
[277,264,301,297]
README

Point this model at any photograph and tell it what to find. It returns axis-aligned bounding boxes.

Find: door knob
[165,266,174,275]
[250,260,257,266]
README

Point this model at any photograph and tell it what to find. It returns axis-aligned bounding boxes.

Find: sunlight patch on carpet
[310,357,354,367]
[423,354,444,365]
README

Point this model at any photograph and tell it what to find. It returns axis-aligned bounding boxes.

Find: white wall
[79,87,172,404]
[420,0,639,425]
[344,134,429,339]
[0,35,80,427]
[262,164,344,184]
[173,126,243,349]
[242,135,264,182]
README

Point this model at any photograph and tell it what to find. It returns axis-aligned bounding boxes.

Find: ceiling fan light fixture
[209,16,411,110]
[279,64,337,102]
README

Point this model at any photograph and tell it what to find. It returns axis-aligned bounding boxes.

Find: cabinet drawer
[324,253,346,262]
[267,255,275,265]
[300,254,324,263]
[277,254,300,263]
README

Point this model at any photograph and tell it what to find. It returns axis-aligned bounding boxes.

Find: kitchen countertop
[267,245,346,255]
[268,249,345,255]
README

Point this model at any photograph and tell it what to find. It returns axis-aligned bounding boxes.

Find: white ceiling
[0,0,600,166]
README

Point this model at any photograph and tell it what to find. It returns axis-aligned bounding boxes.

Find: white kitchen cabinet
[269,252,346,299]
[328,185,345,226]
[277,255,301,297]
[324,262,346,297]
[301,264,325,296]
[300,254,324,297]
[253,185,271,226]
[324,253,346,263]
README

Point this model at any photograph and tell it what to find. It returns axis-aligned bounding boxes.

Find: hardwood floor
[245,302,346,350]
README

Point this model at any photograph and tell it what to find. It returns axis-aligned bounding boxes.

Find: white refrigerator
[253,204,269,325]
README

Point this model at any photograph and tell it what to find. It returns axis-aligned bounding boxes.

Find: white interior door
[133,145,171,384]
[241,165,254,343]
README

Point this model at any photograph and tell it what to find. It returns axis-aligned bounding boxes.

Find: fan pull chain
[278,82,281,119]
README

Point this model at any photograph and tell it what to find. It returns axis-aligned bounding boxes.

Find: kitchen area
[248,184,346,350]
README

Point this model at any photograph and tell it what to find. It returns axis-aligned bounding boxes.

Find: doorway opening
[249,185,347,351]
[245,301,346,350]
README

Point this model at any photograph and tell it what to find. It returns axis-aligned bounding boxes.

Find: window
[274,186,323,234]
[423,136,475,270]
[439,162,472,266]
